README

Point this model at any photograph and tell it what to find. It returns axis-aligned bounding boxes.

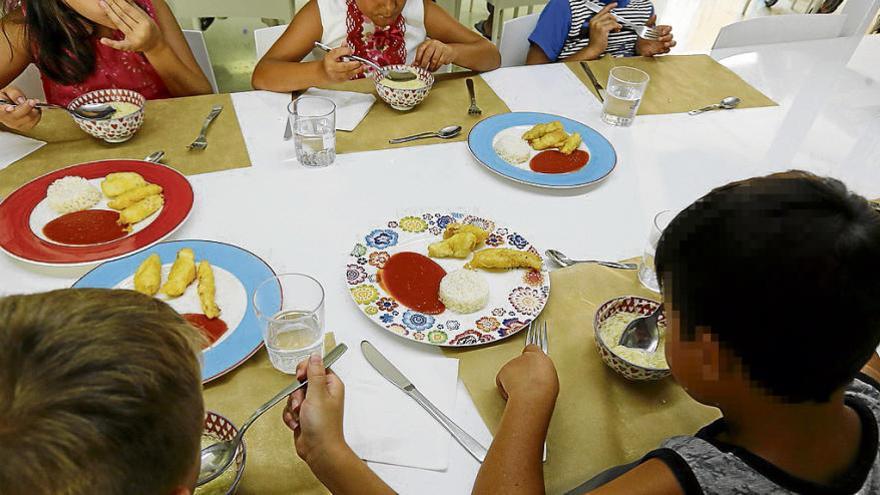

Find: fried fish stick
[530,130,569,150]
[160,248,196,298]
[133,253,162,296]
[443,223,489,245]
[522,121,563,141]
[428,232,478,258]
[118,194,164,226]
[197,260,221,319]
[465,248,543,271]
[101,172,147,197]
[560,132,582,155]
[108,184,163,210]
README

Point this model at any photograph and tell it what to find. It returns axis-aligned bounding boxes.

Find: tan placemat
[0,93,251,197]
[203,333,338,495]
[566,54,777,115]
[321,72,510,154]
[443,260,721,494]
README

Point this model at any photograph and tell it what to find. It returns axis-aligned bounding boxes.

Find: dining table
[1,33,879,495]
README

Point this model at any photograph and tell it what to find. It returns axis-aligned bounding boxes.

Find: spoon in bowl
[688,96,741,116]
[0,99,116,119]
[545,249,638,270]
[388,125,461,144]
[313,42,416,82]
[196,343,349,487]
[618,306,661,352]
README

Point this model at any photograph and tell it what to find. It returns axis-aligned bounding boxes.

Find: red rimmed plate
[0,160,193,266]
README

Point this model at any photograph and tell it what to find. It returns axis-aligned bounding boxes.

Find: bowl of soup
[68,88,146,143]
[374,65,434,111]
[593,295,671,381]
[195,411,246,495]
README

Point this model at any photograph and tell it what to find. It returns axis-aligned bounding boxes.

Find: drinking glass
[601,66,650,127]
[253,273,325,374]
[289,96,336,167]
[638,210,675,293]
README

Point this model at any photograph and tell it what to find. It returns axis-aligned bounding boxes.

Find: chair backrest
[255,25,289,60]
[182,29,218,93]
[840,0,880,35]
[711,13,847,50]
[9,64,45,100]
[499,13,540,68]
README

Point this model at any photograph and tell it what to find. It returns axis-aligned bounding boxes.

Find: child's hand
[635,15,675,56]
[586,2,621,57]
[0,86,40,132]
[282,353,349,466]
[413,39,455,72]
[99,0,164,53]
[496,345,559,408]
[321,46,365,82]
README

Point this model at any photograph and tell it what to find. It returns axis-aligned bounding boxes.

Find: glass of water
[638,210,675,293]
[289,96,336,167]
[601,66,650,127]
[253,273,325,374]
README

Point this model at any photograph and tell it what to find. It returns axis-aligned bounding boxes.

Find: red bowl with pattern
[374,65,434,111]
[69,89,145,143]
[202,411,246,495]
[593,296,671,381]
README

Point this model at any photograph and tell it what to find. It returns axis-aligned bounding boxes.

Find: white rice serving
[46,176,101,214]
[598,311,669,369]
[439,269,489,314]
[493,130,531,165]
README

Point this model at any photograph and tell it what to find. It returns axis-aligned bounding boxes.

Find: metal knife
[360,340,489,463]
[580,61,605,102]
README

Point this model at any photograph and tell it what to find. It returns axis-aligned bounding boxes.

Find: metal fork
[187,105,223,150]
[583,0,662,40]
[466,78,482,116]
[525,320,549,462]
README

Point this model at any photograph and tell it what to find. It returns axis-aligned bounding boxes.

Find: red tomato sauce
[377,252,446,315]
[42,209,128,245]
[529,149,590,174]
[183,313,229,348]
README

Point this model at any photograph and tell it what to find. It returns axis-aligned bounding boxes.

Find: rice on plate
[46,176,102,214]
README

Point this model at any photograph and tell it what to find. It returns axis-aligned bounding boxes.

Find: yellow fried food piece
[530,129,569,151]
[522,121,563,141]
[133,253,162,296]
[160,248,196,298]
[465,248,543,271]
[443,223,489,245]
[101,172,147,197]
[197,260,221,319]
[560,132,582,155]
[118,194,164,226]
[108,184,163,210]
[428,232,478,259]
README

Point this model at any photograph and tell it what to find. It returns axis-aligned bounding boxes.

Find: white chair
[9,64,45,100]
[255,25,289,60]
[182,29,219,93]
[711,14,847,49]
[488,0,547,44]
[499,13,540,67]
[839,0,880,35]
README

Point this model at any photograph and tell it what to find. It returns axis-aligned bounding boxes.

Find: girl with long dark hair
[0,0,212,131]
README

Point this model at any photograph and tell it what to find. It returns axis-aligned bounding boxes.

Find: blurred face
[663,296,721,406]
[355,0,406,28]
[62,0,116,29]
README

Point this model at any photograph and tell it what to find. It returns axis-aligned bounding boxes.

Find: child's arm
[563,2,621,62]
[861,352,880,383]
[419,0,500,72]
[472,346,558,495]
[252,1,363,92]
[634,15,675,57]
[580,459,686,495]
[0,18,41,131]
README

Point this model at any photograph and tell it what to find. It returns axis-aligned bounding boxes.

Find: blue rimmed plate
[73,239,278,383]
[468,112,617,188]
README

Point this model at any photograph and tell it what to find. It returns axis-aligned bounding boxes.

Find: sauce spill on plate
[377,252,446,314]
[42,209,128,245]
[529,149,589,174]
[183,313,229,348]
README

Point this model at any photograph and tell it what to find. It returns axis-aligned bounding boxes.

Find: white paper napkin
[0,131,45,172]
[334,341,459,471]
[302,88,375,132]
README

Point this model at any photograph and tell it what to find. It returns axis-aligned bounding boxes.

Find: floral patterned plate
[346,211,550,347]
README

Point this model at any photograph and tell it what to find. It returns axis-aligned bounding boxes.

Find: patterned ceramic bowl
[68,89,145,143]
[593,296,671,381]
[199,411,246,495]
[374,65,434,111]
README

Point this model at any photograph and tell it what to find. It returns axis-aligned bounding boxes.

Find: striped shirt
[529,0,654,62]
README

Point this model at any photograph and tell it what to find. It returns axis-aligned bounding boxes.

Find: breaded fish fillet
[108,184,163,210]
[530,130,569,150]
[560,132,582,155]
[133,253,162,296]
[101,172,146,197]
[161,248,196,298]
[197,260,221,319]
[522,121,563,141]
[428,232,478,258]
[443,223,489,245]
[118,194,164,226]
[465,248,543,271]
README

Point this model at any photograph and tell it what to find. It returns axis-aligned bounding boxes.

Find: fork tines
[525,321,549,354]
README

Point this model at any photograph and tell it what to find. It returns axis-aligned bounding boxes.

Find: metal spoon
[313,42,416,82]
[618,306,661,352]
[688,96,741,116]
[388,125,461,144]
[0,98,116,119]
[144,151,164,163]
[545,249,638,270]
[196,343,349,486]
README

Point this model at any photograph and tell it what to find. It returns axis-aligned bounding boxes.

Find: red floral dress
[344,0,407,77]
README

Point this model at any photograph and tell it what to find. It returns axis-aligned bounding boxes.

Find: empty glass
[602,66,650,127]
[290,96,336,167]
[253,273,325,374]
[638,210,675,293]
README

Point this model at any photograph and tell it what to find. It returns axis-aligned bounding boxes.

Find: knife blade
[360,340,489,463]
[580,61,605,102]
